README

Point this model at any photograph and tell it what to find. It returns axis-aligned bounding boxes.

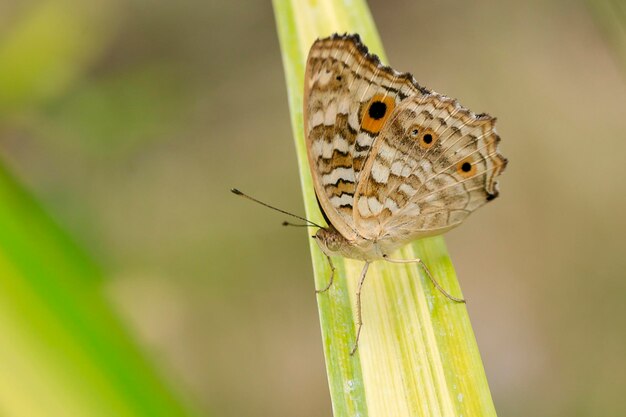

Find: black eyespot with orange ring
[360,94,395,134]
[456,157,477,178]
[408,125,437,149]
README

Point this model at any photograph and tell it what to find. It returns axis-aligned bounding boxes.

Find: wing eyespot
[368,101,387,119]
[360,94,395,134]
[456,157,477,177]
[408,125,437,149]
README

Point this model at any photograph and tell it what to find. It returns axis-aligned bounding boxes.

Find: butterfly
[303,34,507,354]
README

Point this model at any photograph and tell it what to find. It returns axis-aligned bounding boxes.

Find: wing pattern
[354,94,507,241]
[304,34,425,239]
[304,34,507,244]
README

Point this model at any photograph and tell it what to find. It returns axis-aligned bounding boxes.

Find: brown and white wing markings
[354,93,508,241]
[304,33,426,240]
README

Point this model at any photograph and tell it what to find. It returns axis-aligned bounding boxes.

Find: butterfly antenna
[231,188,324,229]
[282,221,311,227]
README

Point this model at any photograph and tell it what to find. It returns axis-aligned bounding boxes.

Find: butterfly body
[313,226,401,262]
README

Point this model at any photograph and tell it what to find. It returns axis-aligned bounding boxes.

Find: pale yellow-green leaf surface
[273,0,498,416]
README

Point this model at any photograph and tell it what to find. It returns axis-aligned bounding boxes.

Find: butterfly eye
[456,157,477,177]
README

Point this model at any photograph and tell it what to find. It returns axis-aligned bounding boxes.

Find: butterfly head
[312,227,346,257]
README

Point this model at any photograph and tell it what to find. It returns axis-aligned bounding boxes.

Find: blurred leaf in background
[0,166,197,417]
[588,0,626,76]
[0,1,114,117]
[0,1,198,416]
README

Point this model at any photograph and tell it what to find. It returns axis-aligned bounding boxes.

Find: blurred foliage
[0,1,115,117]
[41,65,186,155]
[588,0,626,76]
[0,2,197,416]
[0,166,196,417]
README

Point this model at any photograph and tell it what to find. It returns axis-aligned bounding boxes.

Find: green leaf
[0,162,197,416]
[272,1,498,416]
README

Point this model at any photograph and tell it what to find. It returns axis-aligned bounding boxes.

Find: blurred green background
[1,0,625,416]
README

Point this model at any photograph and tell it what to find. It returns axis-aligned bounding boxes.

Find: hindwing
[354,94,508,241]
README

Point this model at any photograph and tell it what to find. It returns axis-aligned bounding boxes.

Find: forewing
[354,94,507,241]
[304,34,425,240]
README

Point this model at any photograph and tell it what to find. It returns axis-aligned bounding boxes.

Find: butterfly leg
[350,261,370,356]
[383,255,466,303]
[315,255,335,293]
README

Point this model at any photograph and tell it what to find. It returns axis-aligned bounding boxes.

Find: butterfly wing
[354,93,507,242]
[304,34,426,240]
